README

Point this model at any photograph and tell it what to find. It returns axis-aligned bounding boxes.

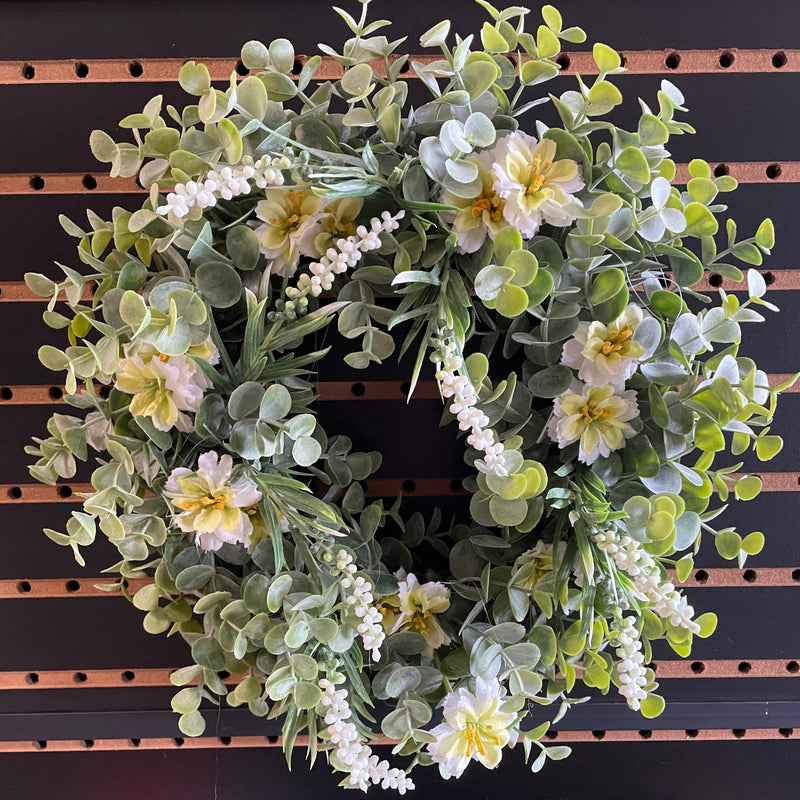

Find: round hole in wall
[718,51,735,69]
[17,581,31,593]
[82,174,97,190]
[732,729,746,739]
[350,382,366,397]
[694,569,709,584]
[128,61,144,77]
[292,58,304,75]
[639,730,652,739]
[685,729,699,738]
[121,670,136,683]
[738,661,752,674]
[235,59,249,76]
[556,54,571,70]
[779,728,794,738]
[73,672,88,683]
[65,580,80,593]
[21,63,35,80]
[591,730,605,740]
[763,272,776,286]
[786,661,799,673]
[402,479,417,492]
[713,163,729,177]
[772,51,788,69]
[29,175,45,191]
[691,661,705,674]
[742,569,757,583]
[766,163,782,180]
[7,487,22,499]
[219,736,232,746]
[75,62,89,78]
[0,387,13,400]
[25,672,39,684]
[83,739,95,749]
[58,485,73,498]
[173,737,184,747]
[544,731,559,740]
[48,387,63,400]
[450,479,463,493]
[665,52,681,69]
[707,274,723,288]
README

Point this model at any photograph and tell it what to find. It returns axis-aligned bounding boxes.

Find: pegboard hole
[266,735,279,744]
[29,175,45,191]
[350,382,366,397]
[65,580,80,593]
[73,671,88,683]
[779,728,794,738]
[121,670,136,683]
[766,163,782,180]
[639,730,653,739]
[0,387,13,400]
[7,486,22,499]
[83,739,95,749]
[450,478,463,493]
[173,737,184,747]
[742,569,757,583]
[694,569,709,584]
[402,479,417,493]
[718,51,735,69]
[647,661,657,673]
[58,485,73,498]
[399,59,411,74]
[556,54,571,70]
[21,63,35,80]
[98,385,111,399]
[234,59,249,77]
[74,62,89,78]
[713,163,730,177]
[772,51,788,69]
[25,672,39,684]
[17,581,32,594]
[82,174,97,190]
[48,387,63,400]
[792,569,800,582]
[761,271,775,286]
[786,660,799,673]
[707,274,723,288]
[685,729,699,738]
[291,58,304,76]
[732,729,747,739]
[738,661,752,674]
[128,61,143,77]
[33,740,48,750]
[618,52,627,68]
[665,52,681,70]
[218,670,231,679]
[400,381,411,395]
[129,738,141,747]
[691,661,705,674]
[544,731,559,740]
[591,730,606,740]
[219,736,232,746]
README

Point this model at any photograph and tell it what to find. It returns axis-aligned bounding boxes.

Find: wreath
[26,0,791,792]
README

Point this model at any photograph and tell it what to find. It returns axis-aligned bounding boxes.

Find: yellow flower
[427,678,517,778]
[388,571,451,655]
[255,187,322,273]
[548,382,639,465]
[442,149,508,253]
[314,197,363,255]
[492,132,583,237]
[561,304,646,389]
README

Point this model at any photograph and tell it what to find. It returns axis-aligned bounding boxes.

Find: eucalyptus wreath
[27,0,791,791]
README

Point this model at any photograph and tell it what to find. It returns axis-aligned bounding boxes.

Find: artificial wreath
[26,0,792,791]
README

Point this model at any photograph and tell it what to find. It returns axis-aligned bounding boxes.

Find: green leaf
[734,475,762,501]
[178,61,211,96]
[267,574,293,612]
[695,612,718,638]
[741,531,765,556]
[195,262,243,308]
[528,365,573,398]
[461,58,501,99]
[615,147,650,183]
[294,682,322,710]
[536,25,560,59]
[588,268,625,305]
[481,22,509,52]
[191,637,226,670]
[649,289,683,318]
[593,42,622,72]
[520,59,559,86]
[755,218,775,251]
[684,202,719,236]
[715,530,743,560]
[178,710,206,737]
[260,383,292,421]
[640,694,665,719]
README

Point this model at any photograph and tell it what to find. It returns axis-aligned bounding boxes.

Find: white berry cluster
[297,210,405,297]
[432,331,507,476]
[156,156,291,219]
[335,549,385,661]
[609,610,648,711]
[319,672,415,794]
[595,529,700,634]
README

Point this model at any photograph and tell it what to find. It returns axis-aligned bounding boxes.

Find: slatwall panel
[2,0,799,797]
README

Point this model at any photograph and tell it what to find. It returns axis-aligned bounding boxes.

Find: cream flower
[492,132,583,237]
[442,148,508,253]
[314,197,363,255]
[163,451,262,551]
[561,304,647,390]
[255,187,323,274]
[427,677,517,778]
[548,381,639,465]
[387,571,451,656]
[114,341,215,432]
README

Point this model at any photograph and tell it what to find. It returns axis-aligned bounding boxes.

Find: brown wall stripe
[3,568,798,600]
[2,660,798,691]
[2,163,798,196]
[2,473,795,505]
[0,49,797,86]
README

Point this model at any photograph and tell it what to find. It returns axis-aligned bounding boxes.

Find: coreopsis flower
[163,451,262,551]
[561,304,647,390]
[386,571,451,656]
[427,677,517,778]
[114,341,216,432]
[314,197,363,255]
[442,148,508,253]
[492,132,583,237]
[255,187,322,274]
[548,381,639,465]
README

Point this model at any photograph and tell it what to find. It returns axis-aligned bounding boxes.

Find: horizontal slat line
[3,374,797,407]
[0,49,798,86]
[2,473,795,505]
[3,728,800,753]
[1,163,797,196]
[4,567,799,599]
[3,660,800,691]
[4,269,799,304]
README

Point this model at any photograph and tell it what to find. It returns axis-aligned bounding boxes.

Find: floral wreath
[27,0,792,792]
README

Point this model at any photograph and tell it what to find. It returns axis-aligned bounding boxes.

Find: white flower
[389,570,451,656]
[548,381,639,465]
[114,342,215,432]
[427,677,517,778]
[492,132,584,238]
[561,304,647,390]
[163,452,262,551]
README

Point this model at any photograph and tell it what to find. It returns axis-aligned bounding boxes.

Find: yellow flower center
[464,721,502,757]
[523,153,553,195]
[175,490,231,512]
[157,353,170,363]
[600,325,634,356]
[581,400,614,425]
[471,182,506,222]
[270,191,308,232]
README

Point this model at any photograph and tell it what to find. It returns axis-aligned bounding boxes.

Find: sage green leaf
[260,383,291,421]
[528,365,573,398]
[179,61,211,96]
[195,262,243,308]
[615,147,650,183]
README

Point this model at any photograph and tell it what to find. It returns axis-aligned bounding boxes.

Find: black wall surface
[1,1,800,798]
